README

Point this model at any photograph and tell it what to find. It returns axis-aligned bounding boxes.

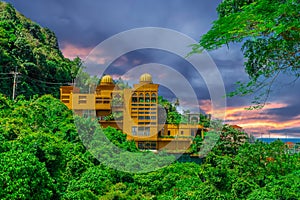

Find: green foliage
[134,162,202,196]
[0,95,94,198]
[64,166,114,198]
[190,135,204,153]
[193,0,300,107]
[0,150,54,200]
[103,126,138,152]
[202,140,300,199]
[199,113,211,128]
[0,2,81,99]
[166,111,183,125]
[115,77,131,89]
[214,125,249,156]
[0,95,299,199]
[158,96,188,125]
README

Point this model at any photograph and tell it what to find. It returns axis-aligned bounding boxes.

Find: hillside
[0,2,79,99]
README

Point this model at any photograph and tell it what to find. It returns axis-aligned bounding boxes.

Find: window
[78,96,87,104]
[96,98,102,104]
[151,93,156,103]
[62,95,69,99]
[136,126,151,136]
[132,126,137,136]
[132,93,137,102]
[139,93,144,102]
[138,142,144,149]
[132,97,138,102]
[145,127,150,136]
[138,142,157,150]
[191,129,196,137]
[145,93,150,102]
[138,127,144,136]
[181,131,184,135]
[103,98,110,104]
[168,130,171,136]
[78,100,87,104]
[158,131,161,137]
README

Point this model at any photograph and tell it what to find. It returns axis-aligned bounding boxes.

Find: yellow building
[60,73,204,152]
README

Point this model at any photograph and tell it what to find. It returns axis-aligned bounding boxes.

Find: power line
[0,77,12,80]
[21,74,71,85]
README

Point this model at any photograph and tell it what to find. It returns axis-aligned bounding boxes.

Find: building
[60,73,204,152]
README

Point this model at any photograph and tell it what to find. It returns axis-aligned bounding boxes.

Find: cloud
[61,42,92,59]
[200,99,300,137]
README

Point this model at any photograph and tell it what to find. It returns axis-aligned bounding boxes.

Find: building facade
[60,73,203,152]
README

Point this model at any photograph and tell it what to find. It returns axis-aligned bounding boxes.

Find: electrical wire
[21,74,71,85]
[0,77,12,80]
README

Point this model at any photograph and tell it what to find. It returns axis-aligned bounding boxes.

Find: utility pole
[10,66,20,100]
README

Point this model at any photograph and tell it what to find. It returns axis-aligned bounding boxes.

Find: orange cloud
[199,99,300,137]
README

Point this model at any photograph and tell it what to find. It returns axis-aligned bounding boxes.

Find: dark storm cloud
[105,49,212,101]
[5,0,221,47]
[270,128,300,138]
[266,104,300,121]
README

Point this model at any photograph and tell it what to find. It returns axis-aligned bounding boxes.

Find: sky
[4,0,300,138]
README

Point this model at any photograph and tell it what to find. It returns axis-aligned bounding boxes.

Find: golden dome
[139,73,152,83]
[100,75,113,85]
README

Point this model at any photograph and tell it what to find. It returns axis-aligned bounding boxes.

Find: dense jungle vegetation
[0,2,299,199]
[0,94,299,199]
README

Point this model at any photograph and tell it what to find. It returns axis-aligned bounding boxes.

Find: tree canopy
[0,2,80,99]
[0,94,299,199]
[192,0,300,108]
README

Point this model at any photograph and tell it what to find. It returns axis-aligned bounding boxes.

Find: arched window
[139,93,144,102]
[132,93,137,102]
[151,93,157,103]
[145,93,150,102]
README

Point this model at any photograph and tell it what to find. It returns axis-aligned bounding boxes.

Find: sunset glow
[200,99,300,137]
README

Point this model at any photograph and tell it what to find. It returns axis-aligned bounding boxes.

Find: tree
[0,150,55,200]
[192,0,300,108]
[63,166,114,199]
[199,113,211,128]
[0,2,81,99]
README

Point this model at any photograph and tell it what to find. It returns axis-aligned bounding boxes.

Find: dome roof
[139,73,153,83]
[100,75,113,85]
